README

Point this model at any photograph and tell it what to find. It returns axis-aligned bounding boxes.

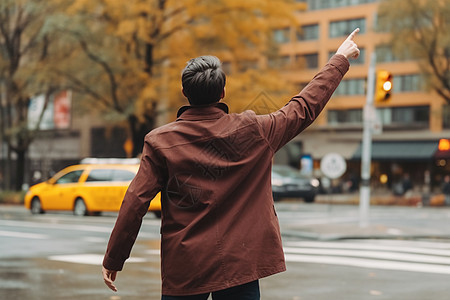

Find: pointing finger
[347,28,360,41]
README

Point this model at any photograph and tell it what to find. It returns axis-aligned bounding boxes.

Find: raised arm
[256,29,360,152]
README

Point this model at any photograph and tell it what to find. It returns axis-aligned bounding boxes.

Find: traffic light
[375,70,393,102]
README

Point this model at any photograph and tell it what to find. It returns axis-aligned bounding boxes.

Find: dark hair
[181,56,226,105]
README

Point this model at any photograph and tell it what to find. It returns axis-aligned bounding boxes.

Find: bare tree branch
[78,38,123,113]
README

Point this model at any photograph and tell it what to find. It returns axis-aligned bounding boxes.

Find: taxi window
[56,170,83,184]
[86,169,113,182]
[112,169,136,181]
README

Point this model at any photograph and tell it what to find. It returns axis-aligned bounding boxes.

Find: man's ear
[182,88,187,98]
[221,88,225,99]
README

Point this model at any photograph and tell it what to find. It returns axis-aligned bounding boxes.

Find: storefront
[352,140,449,193]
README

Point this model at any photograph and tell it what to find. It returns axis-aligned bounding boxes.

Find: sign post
[359,52,376,227]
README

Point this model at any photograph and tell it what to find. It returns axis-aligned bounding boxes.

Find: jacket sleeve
[103,136,164,271]
[256,54,350,152]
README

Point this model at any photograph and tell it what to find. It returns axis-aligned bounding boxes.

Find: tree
[378,0,450,104]
[0,0,72,190]
[59,0,301,156]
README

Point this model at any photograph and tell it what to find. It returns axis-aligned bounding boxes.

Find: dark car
[271,165,320,202]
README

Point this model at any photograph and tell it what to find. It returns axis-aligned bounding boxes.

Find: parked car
[24,161,161,217]
[271,165,320,202]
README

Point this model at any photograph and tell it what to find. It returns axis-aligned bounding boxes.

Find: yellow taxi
[24,160,161,217]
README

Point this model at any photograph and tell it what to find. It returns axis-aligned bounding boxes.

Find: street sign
[320,153,347,179]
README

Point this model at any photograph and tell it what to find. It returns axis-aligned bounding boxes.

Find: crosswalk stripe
[284,254,450,275]
[48,254,147,265]
[0,230,49,239]
[283,240,450,275]
[0,219,155,238]
[285,241,450,256]
[283,247,450,264]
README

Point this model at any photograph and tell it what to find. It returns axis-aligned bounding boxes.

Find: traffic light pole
[359,52,376,227]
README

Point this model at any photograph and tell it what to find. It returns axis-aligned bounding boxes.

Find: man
[103,28,360,299]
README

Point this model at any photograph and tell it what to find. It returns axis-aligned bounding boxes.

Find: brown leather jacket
[103,54,350,296]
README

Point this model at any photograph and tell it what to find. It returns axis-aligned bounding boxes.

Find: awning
[302,139,360,160]
[352,141,438,161]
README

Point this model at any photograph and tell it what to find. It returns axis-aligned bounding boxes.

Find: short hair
[181,56,226,105]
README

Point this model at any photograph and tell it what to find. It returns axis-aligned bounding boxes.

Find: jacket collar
[176,102,229,121]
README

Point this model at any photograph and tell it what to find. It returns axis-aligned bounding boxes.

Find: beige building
[273,0,449,193]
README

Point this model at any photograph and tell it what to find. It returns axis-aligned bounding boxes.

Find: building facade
[274,0,450,194]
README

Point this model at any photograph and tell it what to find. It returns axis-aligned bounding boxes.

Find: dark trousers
[161,280,260,300]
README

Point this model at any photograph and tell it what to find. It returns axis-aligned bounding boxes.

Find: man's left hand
[102,266,118,292]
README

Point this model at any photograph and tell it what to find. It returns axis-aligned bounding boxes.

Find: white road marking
[285,241,450,256]
[82,237,107,243]
[0,220,112,232]
[284,254,450,275]
[0,219,155,238]
[0,230,49,239]
[283,247,450,264]
[284,240,450,275]
[145,249,161,255]
[48,254,147,265]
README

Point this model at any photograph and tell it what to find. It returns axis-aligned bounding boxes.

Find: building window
[239,60,259,72]
[91,127,127,158]
[296,53,318,69]
[330,18,366,38]
[443,105,450,129]
[297,24,319,41]
[273,28,290,44]
[307,0,377,10]
[328,109,363,125]
[376,45,396,63]
[268,55,291,69]
[392,106,429,126]
[377,106,429,127]
[334,78,366,96]
[376,45,412,63]
[392,74,422,93]
[329,106,430,128]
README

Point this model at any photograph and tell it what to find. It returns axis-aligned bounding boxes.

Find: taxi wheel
[30,197,44,214]
[73,198,88,216]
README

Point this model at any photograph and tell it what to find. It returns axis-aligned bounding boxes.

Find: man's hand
[102,266,118,292]
[336,28,360,60]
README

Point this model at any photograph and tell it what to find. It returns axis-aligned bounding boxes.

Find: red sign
[53,90,71,129]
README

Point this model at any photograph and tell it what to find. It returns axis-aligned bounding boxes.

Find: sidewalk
[314,192,446,207]
[281,222,450,241]
[280,193,450,241]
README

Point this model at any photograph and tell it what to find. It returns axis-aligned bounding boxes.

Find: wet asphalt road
[1,203,450,300]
